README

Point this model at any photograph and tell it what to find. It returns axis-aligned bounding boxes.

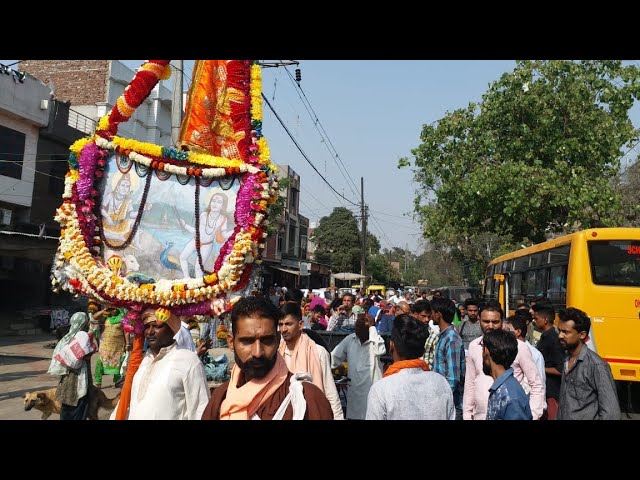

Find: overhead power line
[262,93,359,207]
[282,64,361,200]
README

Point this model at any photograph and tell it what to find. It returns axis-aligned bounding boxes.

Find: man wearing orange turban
[110,308,209,419]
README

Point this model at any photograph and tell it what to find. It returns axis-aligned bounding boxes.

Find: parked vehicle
[435,286,481,305]
[366,285,386,296]
[311,287,335,303]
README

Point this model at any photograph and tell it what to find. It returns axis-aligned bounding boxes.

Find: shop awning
[271,266,300,276]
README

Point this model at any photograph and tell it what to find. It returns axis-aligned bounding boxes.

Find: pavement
[0,332,232,420]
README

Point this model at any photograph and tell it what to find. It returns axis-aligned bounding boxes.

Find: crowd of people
[46,286,622,420]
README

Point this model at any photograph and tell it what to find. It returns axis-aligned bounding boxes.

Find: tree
[367,232,381,256]
[400,61,640,247]
[618,159,640,226]
[312,207,361,273]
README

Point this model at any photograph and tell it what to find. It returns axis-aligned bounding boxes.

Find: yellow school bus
[483,228,640,384]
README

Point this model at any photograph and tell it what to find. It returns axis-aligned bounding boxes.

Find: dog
[23,388,60,420]
[23,386,120,420]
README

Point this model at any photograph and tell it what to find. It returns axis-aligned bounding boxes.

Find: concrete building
[20,60,172,143]
[260,164,331,290]
[0,60,172,334]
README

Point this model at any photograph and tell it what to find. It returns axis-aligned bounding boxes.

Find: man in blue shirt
[483,329,532,420]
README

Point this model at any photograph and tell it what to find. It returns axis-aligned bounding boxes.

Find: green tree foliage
[367,254,392,285]
[618,160,640,226]
[312,207,361,273]
[401,60,640,248]
[367,232,381,255]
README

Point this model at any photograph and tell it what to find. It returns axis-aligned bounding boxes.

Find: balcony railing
[68,107,96,135]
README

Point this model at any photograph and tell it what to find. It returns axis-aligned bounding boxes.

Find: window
[277,233,284,254]
[484,276,494,298]
[525,270,537,298]
[548,265,567,305]
[48,154,67,196]
[288,224,297,257]
[289,188,298,216]
[548,245,570,264]
[508,272,524,306]
[0,125,26,179]
[588,240,640,287]
[529,253,544,267]
[514,255,529,271]
[535,268,548,297]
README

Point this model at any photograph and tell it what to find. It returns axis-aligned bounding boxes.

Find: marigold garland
[52,59,275,314]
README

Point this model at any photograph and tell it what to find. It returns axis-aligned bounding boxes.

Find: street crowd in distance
[45,286,621,420]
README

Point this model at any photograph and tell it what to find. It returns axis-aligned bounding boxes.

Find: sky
[117,60,520,253]
[5,59,639,254]
[253,60,518,253]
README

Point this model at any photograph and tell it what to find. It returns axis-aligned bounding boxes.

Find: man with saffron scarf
[278,302,344,419]
[201,296,333,420]
[366,314,455,420]
[110,307,209,419]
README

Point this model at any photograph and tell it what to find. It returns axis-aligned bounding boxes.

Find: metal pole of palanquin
[171,60,183,146]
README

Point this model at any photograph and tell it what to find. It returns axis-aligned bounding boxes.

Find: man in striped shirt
[431,297,466,420]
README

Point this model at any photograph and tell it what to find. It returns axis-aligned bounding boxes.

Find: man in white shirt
[366,314,455,420]
[331,312,386,419]
[111,307,209,420]
[175,316,196,352]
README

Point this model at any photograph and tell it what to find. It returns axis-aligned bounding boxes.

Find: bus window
[535,268,548,298]
[548,245,570,264]
[548,265,567,305]
[588,240,640,286]
[509,272,524,306]
[530,252,544,267]
[514,255,529,271]
[505,259,513,272]
[484,275,501,301]
[525,270,537,299]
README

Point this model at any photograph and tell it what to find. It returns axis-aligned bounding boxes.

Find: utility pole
[360,177,367,291]
[405,242,408,272]
[171,60,183,146]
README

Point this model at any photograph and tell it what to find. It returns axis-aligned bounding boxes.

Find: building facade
[0,60,173,331]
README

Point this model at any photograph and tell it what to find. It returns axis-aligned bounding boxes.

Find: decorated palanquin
[50,60,279,418]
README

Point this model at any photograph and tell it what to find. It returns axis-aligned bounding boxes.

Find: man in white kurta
[331,313,386,419]
[174,318,196,352]
[111,308,209,420]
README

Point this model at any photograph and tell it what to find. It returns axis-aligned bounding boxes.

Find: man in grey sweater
[365,314,455,420]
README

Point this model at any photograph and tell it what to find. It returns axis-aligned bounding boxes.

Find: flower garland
[94,136,261,178]
[51,60,278,314]
[96,60,172,139]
